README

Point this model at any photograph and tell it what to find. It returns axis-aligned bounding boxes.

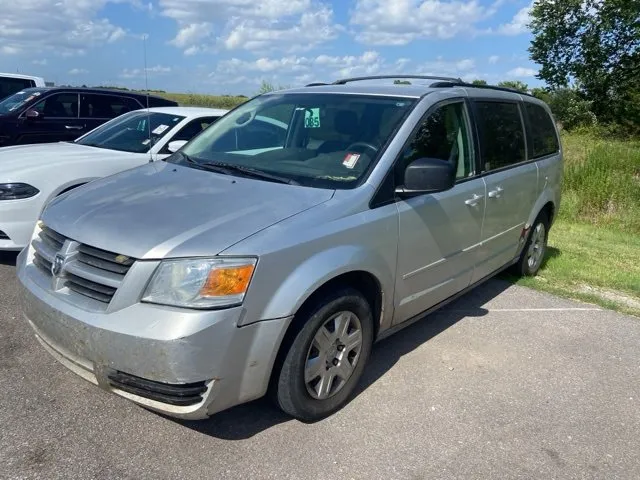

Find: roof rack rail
[305,82,330,87]
[458,82,535,97]
[332,75,464,85]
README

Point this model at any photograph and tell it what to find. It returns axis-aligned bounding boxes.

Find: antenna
[143,34,153,163]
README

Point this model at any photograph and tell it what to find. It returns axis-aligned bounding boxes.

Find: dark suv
[0,87,177,147]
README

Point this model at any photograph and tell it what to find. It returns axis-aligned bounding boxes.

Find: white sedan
[0,106,228,250]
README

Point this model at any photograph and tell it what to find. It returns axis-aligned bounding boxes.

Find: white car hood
[0,142,149,180]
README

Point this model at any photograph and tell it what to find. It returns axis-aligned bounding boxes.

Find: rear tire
[274,288,374,422]
[512,212,549,277]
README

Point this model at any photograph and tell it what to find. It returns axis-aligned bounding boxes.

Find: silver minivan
[17,76,563,421]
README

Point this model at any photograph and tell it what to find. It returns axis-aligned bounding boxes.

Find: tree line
[413,1,639,136]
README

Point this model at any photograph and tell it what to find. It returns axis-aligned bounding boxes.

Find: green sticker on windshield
[304,108,320,128]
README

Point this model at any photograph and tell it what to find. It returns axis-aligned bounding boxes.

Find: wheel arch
[267,269,384,393]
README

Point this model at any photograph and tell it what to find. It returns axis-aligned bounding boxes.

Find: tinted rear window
[0,77,35,99]
[474,101,526,171]
[525,102,559,158]
[80,94,141,118]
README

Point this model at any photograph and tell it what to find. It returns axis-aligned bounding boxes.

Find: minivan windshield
[0,88,47,115]
[76,110,185,153]
[171,93,417,189]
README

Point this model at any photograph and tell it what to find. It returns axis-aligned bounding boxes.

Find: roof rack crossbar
[332,75,464,85]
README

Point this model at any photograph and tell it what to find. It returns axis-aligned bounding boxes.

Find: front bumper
[17,249,291,420]
[0,195,42,250]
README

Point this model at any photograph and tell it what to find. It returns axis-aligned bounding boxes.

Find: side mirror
[396,157,456,197]
[25,109,41,120]
[167,140,187,153]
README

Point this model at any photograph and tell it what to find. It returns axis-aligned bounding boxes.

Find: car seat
[316,110,359,154]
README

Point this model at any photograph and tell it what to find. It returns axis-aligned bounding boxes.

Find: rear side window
[525,103,559,158]
[80,94,141,119]
[172,116,221,142]
[474,101,525,171]
[0,78,35,99]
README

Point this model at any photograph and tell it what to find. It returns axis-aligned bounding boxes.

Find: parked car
[0,87,177,147]
[0,73,46,100]
[17,76,562,422]
[0,106,227,250]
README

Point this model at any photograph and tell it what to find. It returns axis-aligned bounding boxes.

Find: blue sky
[0,0,540,95]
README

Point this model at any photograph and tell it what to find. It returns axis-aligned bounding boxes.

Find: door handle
[465,194,484,206]
[488,187,504,198]
[65,125,83,130]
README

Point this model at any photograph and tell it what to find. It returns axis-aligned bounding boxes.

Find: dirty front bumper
[17,249,290,420]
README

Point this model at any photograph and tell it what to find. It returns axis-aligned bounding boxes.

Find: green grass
[515,132,640,316]
[509,222,640,316]
[558,132,640,234]
[160,92,249,109]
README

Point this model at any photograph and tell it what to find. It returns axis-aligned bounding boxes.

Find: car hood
[0,142,144,178]
[42,161,335,259]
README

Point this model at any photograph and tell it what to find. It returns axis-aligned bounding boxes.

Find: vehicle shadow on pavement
[177,278,513,440]
[0,251,18,266]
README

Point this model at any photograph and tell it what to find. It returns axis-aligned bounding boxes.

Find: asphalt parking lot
[1,251,639,480]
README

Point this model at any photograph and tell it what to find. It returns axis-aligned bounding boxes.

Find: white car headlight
[142,257,257,309]
[0,183,39,200]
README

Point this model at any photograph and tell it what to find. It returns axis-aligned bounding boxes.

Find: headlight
[142,257,256,309]
[0,183,39,200]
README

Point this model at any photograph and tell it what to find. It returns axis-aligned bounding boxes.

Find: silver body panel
[18,84,563,419]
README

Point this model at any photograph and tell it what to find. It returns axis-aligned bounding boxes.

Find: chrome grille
[31,225,135,306]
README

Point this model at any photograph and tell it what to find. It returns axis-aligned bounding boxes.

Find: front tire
[274,288,374,422]
[513,212,549,277]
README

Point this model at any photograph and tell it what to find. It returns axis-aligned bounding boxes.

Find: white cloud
[169,23,213,49]
[507,66,537,77]
[350,0,497,45]
[498,2,532,35]
[218,56,311,73]
[213,50,384,84]
[315,51,383,77]
[32,59,48,66]
[160,0,311,21]
[68,68,88,75]
[161,0,339,54]
[415,57,478,78]
[120,65,172,78]
[0,1,136,56]
[488,55,500,64]
[210,51,488,88]
[222,7,338,52]
[395,58,412,69]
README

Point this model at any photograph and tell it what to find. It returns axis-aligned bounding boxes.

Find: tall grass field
[514,132,639,315]
[560,134,640,234]
[161,92,248,110]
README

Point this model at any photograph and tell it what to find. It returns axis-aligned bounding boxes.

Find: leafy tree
[530,87,552,103]
[497,80,529,92]
[529,0,640,125]
[471,79,487,85]
[257,80,290,94]
[394,79,412,85]
[546,88,597,130]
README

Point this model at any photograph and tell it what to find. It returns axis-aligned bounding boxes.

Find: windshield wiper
[174,152,298,185]
[209,162,299,185]
[196,159,299,186]
[80,142,110,150]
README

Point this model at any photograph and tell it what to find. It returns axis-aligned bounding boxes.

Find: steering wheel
[345,142,379,156]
